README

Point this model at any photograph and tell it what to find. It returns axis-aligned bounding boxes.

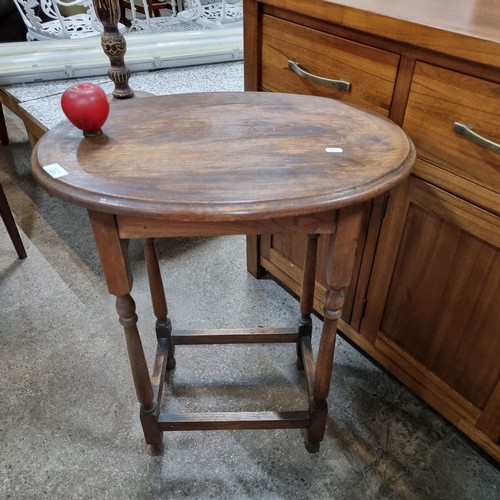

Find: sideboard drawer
[404,62,500,204]
[261,15,399,117]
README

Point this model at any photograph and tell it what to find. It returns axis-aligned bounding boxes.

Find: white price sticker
[43,163,68,179]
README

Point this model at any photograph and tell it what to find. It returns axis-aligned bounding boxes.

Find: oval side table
[31,91,415,454]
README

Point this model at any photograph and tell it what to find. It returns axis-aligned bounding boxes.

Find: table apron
[116,211,339,238]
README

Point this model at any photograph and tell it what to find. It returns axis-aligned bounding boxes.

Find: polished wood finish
[261,16,399,117]
[32,92,413,218]
[258,0,500,66]
[367,178,500,403]
[404,62,500,213]
[31,92,413,453]
[244,0,500,460]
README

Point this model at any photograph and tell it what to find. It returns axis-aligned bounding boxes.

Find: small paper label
[43,163,68,178]
[325,147,343,153]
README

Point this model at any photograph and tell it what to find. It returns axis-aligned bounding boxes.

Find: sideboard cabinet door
[361,174,500,447]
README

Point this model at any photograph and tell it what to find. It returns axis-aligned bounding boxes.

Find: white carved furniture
[13,0,125,40]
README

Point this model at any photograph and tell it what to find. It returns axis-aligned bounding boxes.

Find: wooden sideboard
[243,0,500,461]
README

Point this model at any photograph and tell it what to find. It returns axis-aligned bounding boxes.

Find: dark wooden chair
[119,0,175,24]
[0,183,27,259]
[0,105,9,145]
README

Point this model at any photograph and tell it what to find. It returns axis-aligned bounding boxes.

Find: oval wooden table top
[31,91,415,221]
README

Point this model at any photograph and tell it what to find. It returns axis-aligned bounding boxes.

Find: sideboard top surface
[259,0,500,67]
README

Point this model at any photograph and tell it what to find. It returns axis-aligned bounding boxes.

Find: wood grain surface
[32,92,414,220]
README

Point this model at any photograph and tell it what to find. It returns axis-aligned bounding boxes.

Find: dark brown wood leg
[88,210,163,452]
[297,233,319,369]
[304,206,364,453]
[0,104,9,145]
[116,294,164,453]
[143,238,175,369]
[0,183,26,259]
[246,234,265,278]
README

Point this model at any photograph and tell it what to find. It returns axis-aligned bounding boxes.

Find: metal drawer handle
[288,60,351,91]
[453,122,500,154]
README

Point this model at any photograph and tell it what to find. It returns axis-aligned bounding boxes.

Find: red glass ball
[61,82,110,137]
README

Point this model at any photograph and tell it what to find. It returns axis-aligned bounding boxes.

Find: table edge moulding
[31,92,414,219]
[243,0,500,461]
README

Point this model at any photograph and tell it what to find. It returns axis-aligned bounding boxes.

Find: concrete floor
[1,63,499,499]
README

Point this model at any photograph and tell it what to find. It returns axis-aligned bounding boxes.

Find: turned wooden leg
[116,294,164,454]
[297,233,319,369]
[304,206,364,453]
[143,238,175,370]
[88,210,163,453]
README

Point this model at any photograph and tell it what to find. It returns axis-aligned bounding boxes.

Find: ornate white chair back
[12,0,122,40]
